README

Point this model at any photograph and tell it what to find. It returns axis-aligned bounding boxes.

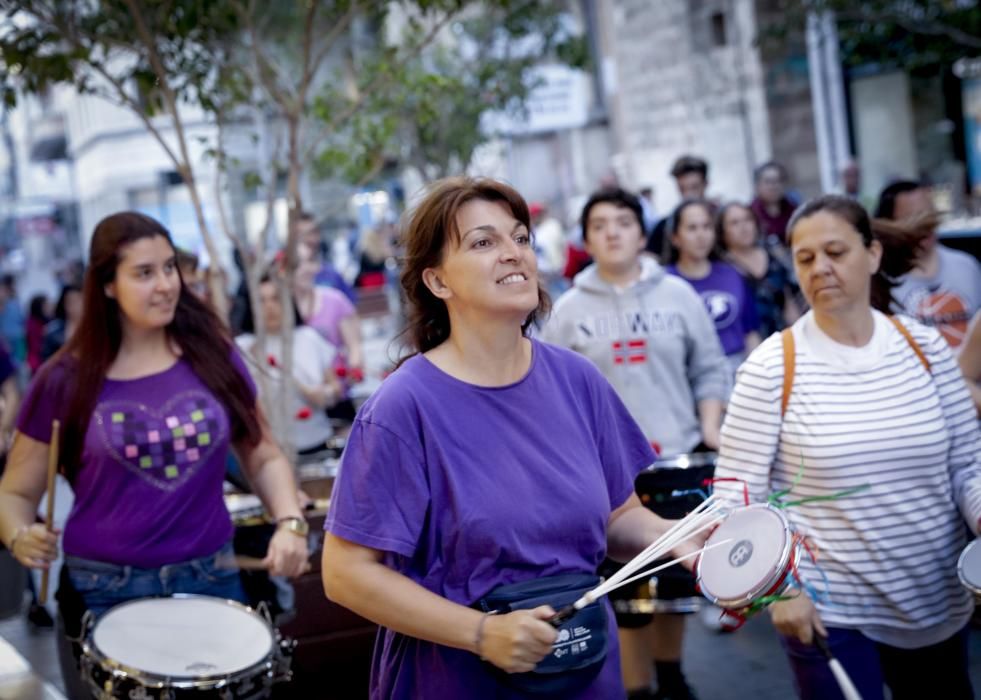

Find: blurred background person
[530,201,568,298]
[668,200,761,388]
[297,211,357,303]
[750,161,798,244]
[717,202,802,339]
[647,155,713,261]
[355,224,394,291]
[236,274,342,455]
[41,285,82,362]
[0,275,26,365]
[25,294,52,376]
[294,242,364,425]
[875,180,981,350]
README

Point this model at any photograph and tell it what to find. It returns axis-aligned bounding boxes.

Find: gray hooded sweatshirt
[540,257,727,455]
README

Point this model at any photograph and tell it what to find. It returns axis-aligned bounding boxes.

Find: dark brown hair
[25,212,261,482]
[397,177,550,359]
[786,195,926,313]
[715,201,761,251]
[666,199,719,264]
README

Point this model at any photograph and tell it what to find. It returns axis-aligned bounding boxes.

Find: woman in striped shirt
[714,195,981,700]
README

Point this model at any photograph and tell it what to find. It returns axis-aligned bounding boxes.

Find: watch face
[281,517,309,536]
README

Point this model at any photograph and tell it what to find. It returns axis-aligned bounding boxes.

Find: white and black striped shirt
[714,311,981,648]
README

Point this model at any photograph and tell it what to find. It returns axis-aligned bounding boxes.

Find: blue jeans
[64,541,247,619]
[780,626,973,700]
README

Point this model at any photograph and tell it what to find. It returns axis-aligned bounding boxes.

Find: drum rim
[957,540,981,595]
[696,503,796,608]
[640,451,717,472]
[82,594,278,689]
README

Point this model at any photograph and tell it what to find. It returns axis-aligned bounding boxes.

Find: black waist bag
[476,573,608,695]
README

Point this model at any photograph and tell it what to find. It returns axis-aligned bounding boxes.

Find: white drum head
[958,541,981,594]
[92,596,273,678]
[698,505,790,606]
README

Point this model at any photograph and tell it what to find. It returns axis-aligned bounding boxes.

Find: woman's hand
[770,594,826,644]
[263,527,311,578]
[479,606,558,674]
[10,523,60,569]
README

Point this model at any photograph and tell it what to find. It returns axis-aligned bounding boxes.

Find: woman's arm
[0,377,19,453]
[294,368,342,410]
[606,493,706,565]
[322,534,557,673]
[0,433,60,568]
[233,404,308,577]
[697,398,724,450]
[958,313,981,416]
[338,313,364,374]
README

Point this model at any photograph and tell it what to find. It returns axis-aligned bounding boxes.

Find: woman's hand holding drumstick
[769,593,827,645]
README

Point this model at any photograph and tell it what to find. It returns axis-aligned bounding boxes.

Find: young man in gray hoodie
[540,188,727,700]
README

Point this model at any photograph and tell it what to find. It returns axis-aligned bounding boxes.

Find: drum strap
[780,316,930,417]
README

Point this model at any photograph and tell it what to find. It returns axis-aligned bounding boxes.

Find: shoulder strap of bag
[781,317,930,416]
[887,315,930,373]
[780,328,795,418]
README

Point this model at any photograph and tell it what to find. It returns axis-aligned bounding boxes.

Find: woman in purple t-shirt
[0,213,309,689]
[322,178,705,699]
[668,199,761,388]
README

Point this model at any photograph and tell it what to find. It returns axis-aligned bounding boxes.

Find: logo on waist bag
[729,540,754,568]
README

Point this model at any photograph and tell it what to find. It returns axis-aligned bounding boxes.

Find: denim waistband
[64,540,234,575]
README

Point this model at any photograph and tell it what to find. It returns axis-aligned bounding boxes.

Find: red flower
[295,407,312,420]
[267,354,278,368]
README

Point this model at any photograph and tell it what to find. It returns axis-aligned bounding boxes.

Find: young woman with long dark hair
[0,212,309,685]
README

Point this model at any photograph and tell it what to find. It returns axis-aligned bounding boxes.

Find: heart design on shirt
[93,390,228,491]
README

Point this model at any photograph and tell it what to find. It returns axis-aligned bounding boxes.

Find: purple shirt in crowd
[325,339,656,699]
[17,351,255,568]
[668,261,760,356]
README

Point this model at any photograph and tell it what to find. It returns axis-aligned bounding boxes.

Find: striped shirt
[714,310,981,648]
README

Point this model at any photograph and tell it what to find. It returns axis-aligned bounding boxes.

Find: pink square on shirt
[125,445,138,458]
[187,448,200,461]
[165,416,179,429]
[174,439,186,451]
[184,423,197,436]
[148,430,160,443]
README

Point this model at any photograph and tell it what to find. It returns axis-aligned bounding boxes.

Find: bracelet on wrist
[475,612,493,660]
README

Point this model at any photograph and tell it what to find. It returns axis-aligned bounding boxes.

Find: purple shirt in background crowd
[304,286,355,350]
[17,350,255,568]
[668,261,760,356]
[325,340,656,699]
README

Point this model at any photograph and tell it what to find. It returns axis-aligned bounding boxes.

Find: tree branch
[303,8,458,162]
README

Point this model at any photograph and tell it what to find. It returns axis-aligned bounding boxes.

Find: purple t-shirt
[668,261,760,356]
[17,350,256,568]
[325,339,655,699]
[304,286,355,350]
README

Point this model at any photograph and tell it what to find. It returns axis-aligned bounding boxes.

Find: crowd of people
[0,151,977,700]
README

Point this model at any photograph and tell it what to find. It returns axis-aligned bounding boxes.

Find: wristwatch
[276,516,310,537]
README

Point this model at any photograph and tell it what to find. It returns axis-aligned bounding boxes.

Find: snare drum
[606,452,717,626]
[696,504,799,611]
[957,540,981,598]
[80,595,292,699]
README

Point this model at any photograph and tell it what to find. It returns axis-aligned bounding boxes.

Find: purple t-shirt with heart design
[17,351,255,568]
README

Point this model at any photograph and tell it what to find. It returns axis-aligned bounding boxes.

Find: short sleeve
[324,417,431,557]
[589,371,657,508]
[229,345,258,400]
[16,359,73,443]
[321,287,356,319]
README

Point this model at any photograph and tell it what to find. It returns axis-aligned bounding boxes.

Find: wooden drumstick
[39,419,60,606]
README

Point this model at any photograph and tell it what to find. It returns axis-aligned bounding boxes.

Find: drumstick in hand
[814,633,862,700]
[39,419,60,606]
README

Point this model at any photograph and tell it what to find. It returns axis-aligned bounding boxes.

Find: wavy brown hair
[25,212,261,482]
[397,177,551,361]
